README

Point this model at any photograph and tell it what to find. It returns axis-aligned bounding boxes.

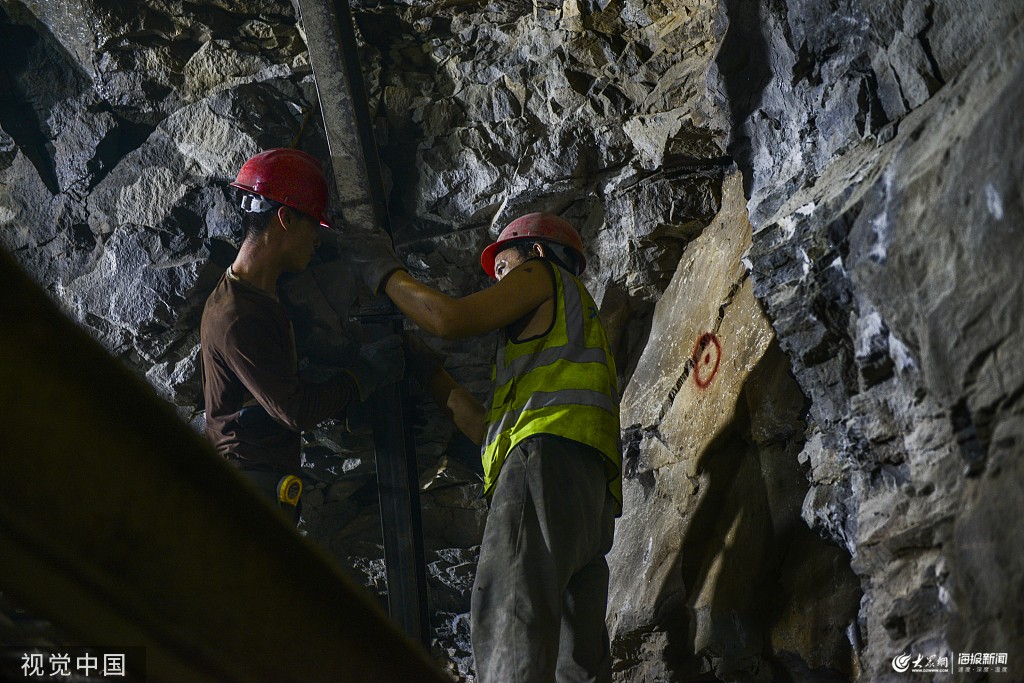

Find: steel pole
[296,0,431,646]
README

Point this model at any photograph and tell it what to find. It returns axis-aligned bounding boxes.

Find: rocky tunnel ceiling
[1,0,1021,680]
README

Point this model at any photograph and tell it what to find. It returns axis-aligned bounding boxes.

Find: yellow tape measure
[277,475,303,506]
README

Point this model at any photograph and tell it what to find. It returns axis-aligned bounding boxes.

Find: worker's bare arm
[419,367,486,445]
[449,386,486,445]
[383,262,553,339]
[402,332,486,443]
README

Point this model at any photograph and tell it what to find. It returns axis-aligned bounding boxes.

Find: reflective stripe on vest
[483,389,618,447]
[482,262,623,510]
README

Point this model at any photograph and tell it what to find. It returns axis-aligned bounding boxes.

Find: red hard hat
[230,148,333,228]
[480,212,587,278]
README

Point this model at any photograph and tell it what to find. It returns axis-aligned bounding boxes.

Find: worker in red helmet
[200,148,403,522]
[345,211,622,683]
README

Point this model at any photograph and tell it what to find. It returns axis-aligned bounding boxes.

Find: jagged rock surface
[720,1,1024,680]
[1,0,1021,680]
[607,173,859,682]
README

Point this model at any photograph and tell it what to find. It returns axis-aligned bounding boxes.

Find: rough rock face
[725,1,1024,680]
[1,0,1022,680]
[606,173,860,681]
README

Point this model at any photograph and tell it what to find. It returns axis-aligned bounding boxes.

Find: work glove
[343,334,406,401]
[336,230,406,295]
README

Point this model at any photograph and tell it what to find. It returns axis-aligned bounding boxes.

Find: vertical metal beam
[368,378,431,643]
[296,0,431,646]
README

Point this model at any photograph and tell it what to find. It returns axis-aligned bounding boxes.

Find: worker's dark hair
[238,192,281,242]
[507,239,581,275]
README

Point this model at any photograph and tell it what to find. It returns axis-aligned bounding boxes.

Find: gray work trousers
[471,435,617,683]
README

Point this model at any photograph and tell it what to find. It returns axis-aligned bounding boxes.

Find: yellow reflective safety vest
[481,261,623,512]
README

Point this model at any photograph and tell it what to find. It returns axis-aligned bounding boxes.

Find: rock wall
[1,0,1021,680]
[607,172,860,681]
[725,0,1024,680]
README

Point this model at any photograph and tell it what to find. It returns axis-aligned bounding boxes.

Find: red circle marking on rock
[692,332,721,389]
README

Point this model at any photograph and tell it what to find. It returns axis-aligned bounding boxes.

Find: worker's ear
[276,205,293,231]
[530,242,546,258]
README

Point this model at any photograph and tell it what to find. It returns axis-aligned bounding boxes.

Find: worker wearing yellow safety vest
[345,212,622,683]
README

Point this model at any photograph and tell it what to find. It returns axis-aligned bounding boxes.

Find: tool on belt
[276,474,303,507]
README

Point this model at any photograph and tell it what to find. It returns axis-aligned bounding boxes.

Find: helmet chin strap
[240,194,277,213]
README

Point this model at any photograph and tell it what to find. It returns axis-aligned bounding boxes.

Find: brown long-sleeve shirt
[200,269,359,471]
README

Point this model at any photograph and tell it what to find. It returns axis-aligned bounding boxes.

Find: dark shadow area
[0,7,75,194]
[86,114,157,191]
[713,0,773,197]
[665,385,770,681]
[0,6,157,194]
